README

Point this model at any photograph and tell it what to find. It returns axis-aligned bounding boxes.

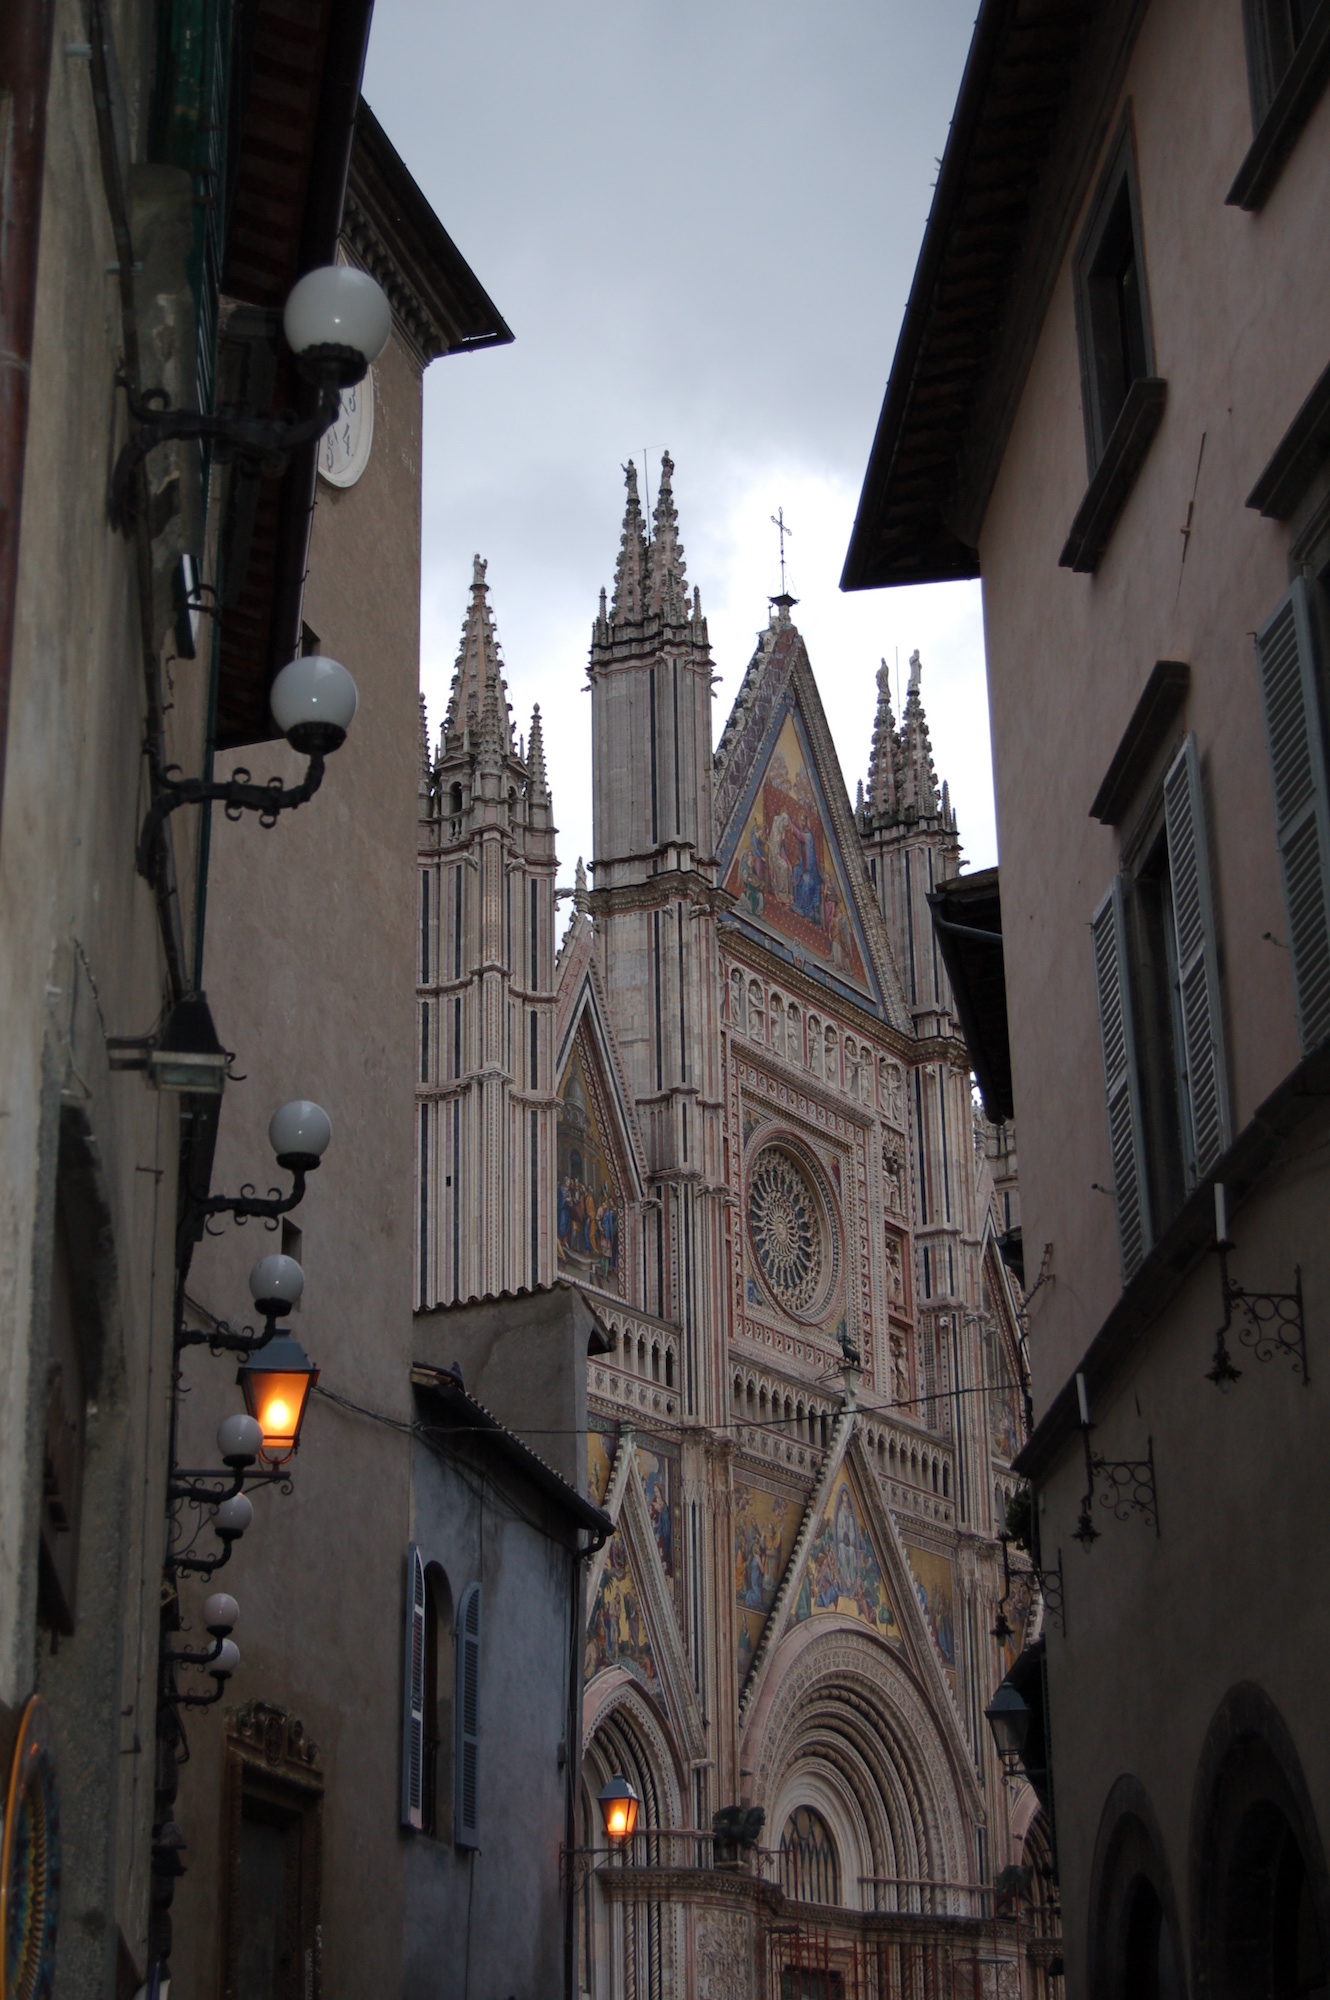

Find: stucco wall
[0,0,206,1983]
[1035,1112,1329,1990]
[978,0,1330,1407]
[403,1430,580,2000]
[169,325,423,1995]
[414,1285,596,1491]
[969,0,1330,1988]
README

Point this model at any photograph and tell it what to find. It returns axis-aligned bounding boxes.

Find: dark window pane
[237,1814,288,2000]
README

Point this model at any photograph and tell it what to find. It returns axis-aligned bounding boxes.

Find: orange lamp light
[237,1333,318,1460]
[597,1775,640,1843]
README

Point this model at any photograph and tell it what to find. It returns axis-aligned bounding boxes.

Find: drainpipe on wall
[0,0,58,851]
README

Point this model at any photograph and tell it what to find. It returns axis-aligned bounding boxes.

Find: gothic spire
[526,702,549,801]
[419,692,431,778]
[899,648,940,818]
[867,659,898,815]
[610,461,648,623]
[445,555,513,754]
[647,450,687,620]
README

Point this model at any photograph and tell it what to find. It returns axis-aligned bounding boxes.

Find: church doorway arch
[581,1683,683,2000]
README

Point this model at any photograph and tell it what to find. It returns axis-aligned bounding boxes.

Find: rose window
[747,1146,835,1318]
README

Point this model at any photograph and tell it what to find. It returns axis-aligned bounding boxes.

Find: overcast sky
[361,2,992,898]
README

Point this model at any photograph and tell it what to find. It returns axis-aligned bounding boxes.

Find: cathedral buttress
[858,649,996,1538]
[416,557,558,1305]
[587,460,727,1418]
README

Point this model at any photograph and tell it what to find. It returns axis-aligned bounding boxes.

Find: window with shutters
[455,1583,482,1849]
[1255,578,1330,1053]
[402,1546,427,1831]
[402,1551,458,1841]
[1092,736,1230,1280]
[1242,0,1319,125]
[423,1565,453,1840]
[1073,117,1155,473]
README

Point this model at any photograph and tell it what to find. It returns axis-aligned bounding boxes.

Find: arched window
[779,1806,840,1905]
[1087,1778,1186,2000]
[1191,1685,1329,2000]
[449,782,463,817]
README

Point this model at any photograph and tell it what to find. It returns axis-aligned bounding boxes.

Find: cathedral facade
[417,461,1052,1995]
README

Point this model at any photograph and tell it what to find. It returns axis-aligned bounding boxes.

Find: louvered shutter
[455,1583,482,1849]
[1091,879,1152,1282]
[1255,579,1330,1052]
[401,1545,426,1830]
[1163,734,1231,1183]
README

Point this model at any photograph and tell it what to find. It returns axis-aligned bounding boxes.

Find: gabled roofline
[842,0,1148,592]
[412,1364,612,1542]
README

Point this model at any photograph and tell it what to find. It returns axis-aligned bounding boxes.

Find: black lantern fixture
[597,1775,640,1844]
[108,991,230,1094]
[237,1333,319,1461]
[148,993,230,1094]
[984,1681,1032,1776]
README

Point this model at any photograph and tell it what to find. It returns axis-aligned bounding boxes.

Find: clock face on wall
[317,370,375,488]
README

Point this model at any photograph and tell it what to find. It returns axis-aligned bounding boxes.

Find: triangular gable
[555,960,648,1201]
[788,1459,904,1645]
[734,1475,804,1688]
[555,977,647,1294]
[716,642,911,1028]
[738,1418,985,1822]
[585,1430,705,1758]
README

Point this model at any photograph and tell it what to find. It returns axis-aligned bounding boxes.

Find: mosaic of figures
[904,1544,957,1685]
[637,1436,682,1619]
[586,1532,658,1691]
[734,1480,802,1686]
[990,1382,1022,1467]
[557,1042,621,1289]
[791,1468,901,1643]
[586,1423,683,1621]
[723,712,871,991]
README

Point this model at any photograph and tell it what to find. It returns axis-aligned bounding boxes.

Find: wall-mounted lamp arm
[168,1465,290,1506]
[137,756,325,879]
[175,1309,282,1359]
[110,368,345,532]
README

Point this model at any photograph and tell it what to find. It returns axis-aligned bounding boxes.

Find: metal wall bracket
[992,1532,1067,1637]
[1075,1429,1159,1546]
[1208,1237,1307,1388]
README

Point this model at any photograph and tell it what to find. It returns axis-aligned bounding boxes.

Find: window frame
[1072,111,1157,477]
[221,1703,324,2000]
[1092,735,1230,1279]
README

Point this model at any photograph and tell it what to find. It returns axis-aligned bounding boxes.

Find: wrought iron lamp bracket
[992,1532,1066,1637]
[110,366,346,533]
[1074,1428,1159,1547]
[177,1168,307,1264]
[1209,1238,1307,1388]
[137,755,326,881]
[175,1309,281,1360]
[168,1464,291,1506]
